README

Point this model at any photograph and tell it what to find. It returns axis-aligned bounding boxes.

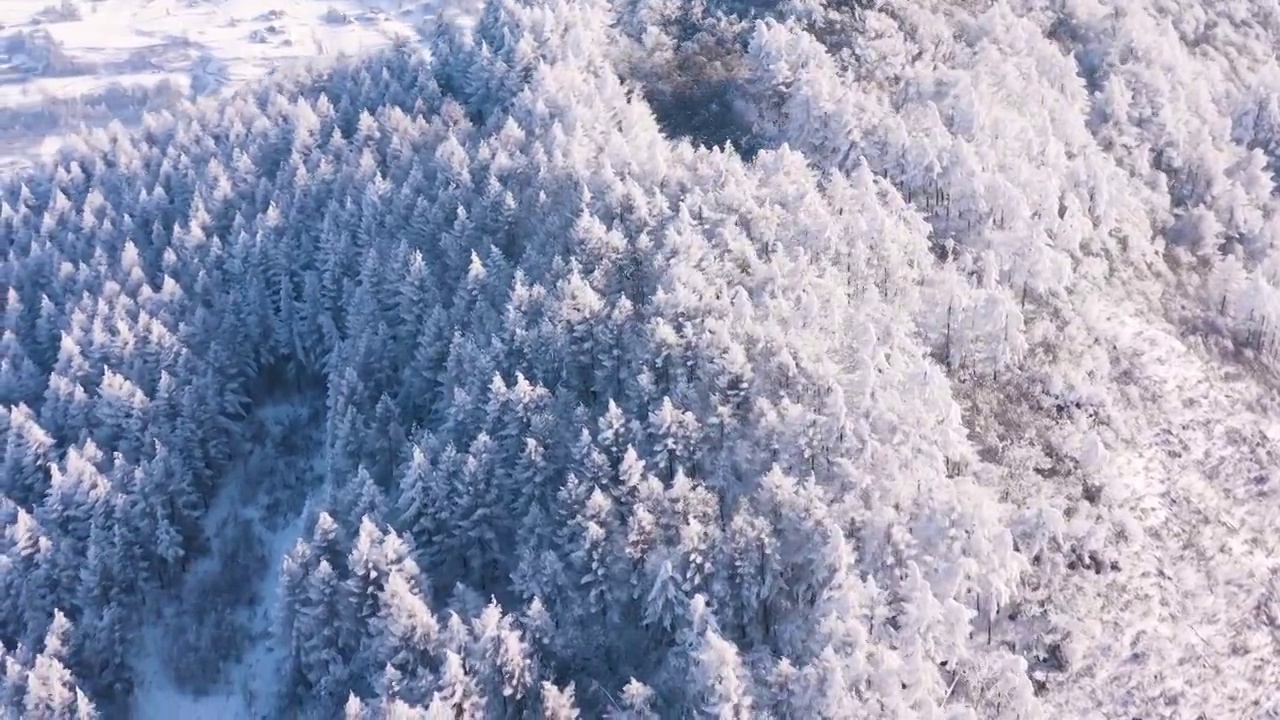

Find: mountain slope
[3,0,1280,717]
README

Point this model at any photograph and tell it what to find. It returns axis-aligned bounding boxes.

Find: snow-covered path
[131,402,324,719]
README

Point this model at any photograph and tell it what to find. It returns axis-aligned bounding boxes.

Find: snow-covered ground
[132,510,306,720]
[132,513,306,720]
[132,401,326,719]
[0,0,431,171]
[1060,290,1280,716]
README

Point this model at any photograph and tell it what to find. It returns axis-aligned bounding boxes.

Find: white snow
[1052,290,1280,715]
[0,0,433,172]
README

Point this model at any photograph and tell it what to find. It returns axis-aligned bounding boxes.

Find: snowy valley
[5,0,1280,718]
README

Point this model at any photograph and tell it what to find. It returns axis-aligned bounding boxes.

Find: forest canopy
[4,0,1280,717]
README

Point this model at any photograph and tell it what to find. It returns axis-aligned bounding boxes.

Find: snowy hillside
[0,0,431,171]
[6,0,1280,718]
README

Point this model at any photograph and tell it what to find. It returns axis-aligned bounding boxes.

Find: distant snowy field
[0,0,430,171]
